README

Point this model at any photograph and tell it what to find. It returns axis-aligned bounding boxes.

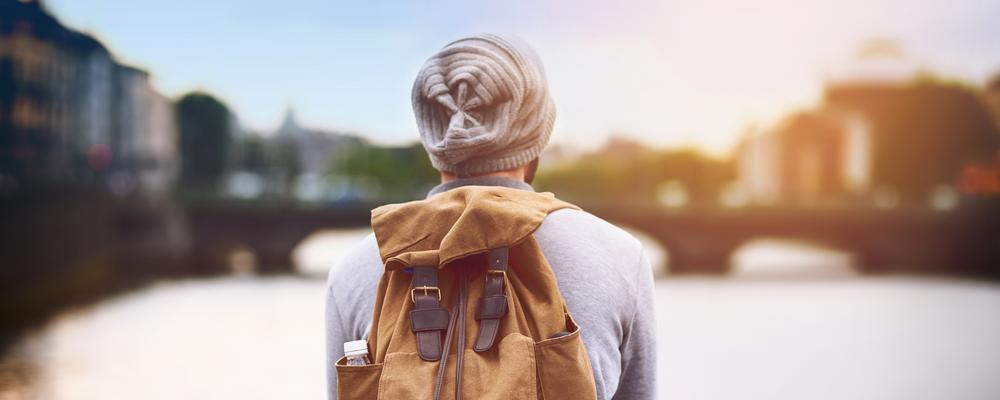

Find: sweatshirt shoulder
[325,233,382,295]
[536,207,643,258]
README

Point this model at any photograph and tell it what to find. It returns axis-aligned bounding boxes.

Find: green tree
[236,136,266,173]
[535,137,734,206]
[328,142,437,201]
[176,92,232,193]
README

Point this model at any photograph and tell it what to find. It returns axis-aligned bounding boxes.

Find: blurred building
[115,66,177,195]
[0,0,177,194]
[826,39,918,86]
[226,109,362,200]
[740,41,1000,209]
[274,109,358,177]
[987,73,1000,131]
[738,110,871,207]
[825,82,999,207]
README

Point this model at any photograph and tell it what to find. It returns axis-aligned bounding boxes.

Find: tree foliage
[328,142,437,201]
[535,138,734,206]
[176,92,232,192]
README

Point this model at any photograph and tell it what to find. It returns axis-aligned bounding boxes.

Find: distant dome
[277,108,306,136]
[827,39,919,86]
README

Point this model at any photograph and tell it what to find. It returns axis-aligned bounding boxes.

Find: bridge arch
[187,204,374,274]
[729,237,858,277]
[588,206,877,275]
[292,227,373,276]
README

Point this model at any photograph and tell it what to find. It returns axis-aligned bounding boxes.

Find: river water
[2,231,999,400]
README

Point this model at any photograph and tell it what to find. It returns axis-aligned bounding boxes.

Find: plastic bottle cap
[343,340,369,357]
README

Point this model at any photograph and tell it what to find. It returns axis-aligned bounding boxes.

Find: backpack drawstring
[455,268,468,400]
[433,267,468,400]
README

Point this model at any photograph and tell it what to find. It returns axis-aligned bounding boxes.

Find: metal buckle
[411,286,441,303]
[487,269,507,281]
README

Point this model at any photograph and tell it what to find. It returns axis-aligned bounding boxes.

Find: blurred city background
[2,0,1000,398]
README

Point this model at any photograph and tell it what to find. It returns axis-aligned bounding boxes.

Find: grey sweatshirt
[325,176,657,399]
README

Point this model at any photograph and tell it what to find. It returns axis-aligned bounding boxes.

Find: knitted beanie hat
[412,34,556,176]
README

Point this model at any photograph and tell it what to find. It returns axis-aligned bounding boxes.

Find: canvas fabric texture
[334,186,598,400]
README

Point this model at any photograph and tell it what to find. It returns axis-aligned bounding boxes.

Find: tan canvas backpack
[335,186,598,400]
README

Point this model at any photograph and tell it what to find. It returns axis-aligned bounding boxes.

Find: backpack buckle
[486,269,507,280]
[411,286,441,302]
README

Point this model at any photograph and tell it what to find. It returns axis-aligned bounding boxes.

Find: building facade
[987,73,1000,132]
[0,0,177,194]
[738,109,872,207]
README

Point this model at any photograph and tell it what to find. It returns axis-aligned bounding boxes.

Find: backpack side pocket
[335,356,383,400]
[534,314,597,400]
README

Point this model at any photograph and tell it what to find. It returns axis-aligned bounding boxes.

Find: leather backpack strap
[473,247,510,352]
[433,294,460,400]
[410,266,448,361]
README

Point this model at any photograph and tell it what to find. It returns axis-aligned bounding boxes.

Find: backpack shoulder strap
[410,266,448,361]
[473,247,510,352]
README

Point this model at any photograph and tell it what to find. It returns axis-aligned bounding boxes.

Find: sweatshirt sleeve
[325,269,347,400]
[611,250,658,400]
[324,233,383,400]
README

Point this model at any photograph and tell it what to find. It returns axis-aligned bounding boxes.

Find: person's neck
[440,169,526,184]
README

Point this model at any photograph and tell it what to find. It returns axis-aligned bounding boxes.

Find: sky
[44,0,1000,155]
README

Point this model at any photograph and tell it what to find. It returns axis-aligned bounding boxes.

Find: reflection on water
[0,277,327,400]
[2,232,1000,399]
[658,277,1000,400]
[732,238,857,277]
[292,228,372,276]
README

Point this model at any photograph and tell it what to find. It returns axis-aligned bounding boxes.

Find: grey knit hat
[412,34,555,176]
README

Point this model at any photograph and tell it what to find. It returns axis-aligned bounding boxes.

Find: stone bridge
[187,201,1000,276]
